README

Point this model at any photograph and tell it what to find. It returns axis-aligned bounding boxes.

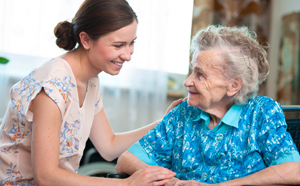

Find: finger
[153,166,176,176]
[146,171,175,181]
[166,98,182,112]
[151,172,176,180]
[183,96,188,101]
[142,168,176,183]
[173,98,183,104]
[144,165,175,173]
[151,179,168,186]
[174,181,185,186]
[175,183,185,186]
[170,98,183,107]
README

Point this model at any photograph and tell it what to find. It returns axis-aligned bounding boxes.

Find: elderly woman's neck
[206,103,233,130]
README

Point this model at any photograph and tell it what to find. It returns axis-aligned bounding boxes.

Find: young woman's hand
[164,97,187,116]
[124,165,176,186]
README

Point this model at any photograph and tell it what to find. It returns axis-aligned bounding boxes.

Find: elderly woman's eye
[197,72,203,78]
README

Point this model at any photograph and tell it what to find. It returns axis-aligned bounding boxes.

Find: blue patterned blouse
[128,96,300,183]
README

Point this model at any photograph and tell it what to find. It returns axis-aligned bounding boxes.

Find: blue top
[128,96,300,183]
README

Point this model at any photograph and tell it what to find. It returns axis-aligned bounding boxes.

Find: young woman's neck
[61,46,100,84]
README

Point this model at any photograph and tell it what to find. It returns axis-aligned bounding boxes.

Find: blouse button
[216,134,223,142]
[201,172,207,179]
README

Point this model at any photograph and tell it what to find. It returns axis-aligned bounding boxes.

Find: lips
[111,61,124,66]
[110,61,125,70]
[188,90,198,94]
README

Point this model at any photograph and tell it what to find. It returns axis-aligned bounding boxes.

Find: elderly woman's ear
[227,78,243,97]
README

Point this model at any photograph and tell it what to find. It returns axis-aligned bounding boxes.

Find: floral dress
[0,57,103,185]
[129,97,300,183]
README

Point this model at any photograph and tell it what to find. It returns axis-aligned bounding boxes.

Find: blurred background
[1,0,300,175]
[0,0,193,132]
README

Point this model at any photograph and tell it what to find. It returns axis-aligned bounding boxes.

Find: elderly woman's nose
[184,75,194,87]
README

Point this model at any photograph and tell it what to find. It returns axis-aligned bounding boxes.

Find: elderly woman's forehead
[196,50,221,58]
[192,50,223,65]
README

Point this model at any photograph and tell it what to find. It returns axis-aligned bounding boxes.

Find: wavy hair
[190,25,269,104]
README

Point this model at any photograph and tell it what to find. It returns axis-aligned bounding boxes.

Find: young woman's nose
[121,46,133,61]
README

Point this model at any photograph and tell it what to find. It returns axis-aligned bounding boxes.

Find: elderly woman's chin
[186,97,199,107]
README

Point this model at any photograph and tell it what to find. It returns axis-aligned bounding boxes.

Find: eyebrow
[194,66,201,72]
[113,37,137,44]
[190,63,201,72]
[191,63,207,76]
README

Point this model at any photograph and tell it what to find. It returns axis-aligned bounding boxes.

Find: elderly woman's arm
[221,162,300,186]
[116,151,148,175]
[174,162,300,186]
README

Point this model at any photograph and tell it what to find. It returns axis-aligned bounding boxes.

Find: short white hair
[191,25,269,104]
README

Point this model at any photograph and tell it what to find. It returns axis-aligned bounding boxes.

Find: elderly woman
[115,25,300,185]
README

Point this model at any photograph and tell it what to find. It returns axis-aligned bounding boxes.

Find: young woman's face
[87,20,137,75]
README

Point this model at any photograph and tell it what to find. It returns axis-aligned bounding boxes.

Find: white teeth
[112,61,123,66]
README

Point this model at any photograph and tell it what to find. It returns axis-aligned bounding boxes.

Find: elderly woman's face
[184,50,231,111]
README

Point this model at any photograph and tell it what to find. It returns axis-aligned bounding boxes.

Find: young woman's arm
[31,90,176,185]
[89,98,183,161]
[31,90,115,185]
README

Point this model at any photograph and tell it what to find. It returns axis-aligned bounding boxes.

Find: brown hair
[54,0,138,51]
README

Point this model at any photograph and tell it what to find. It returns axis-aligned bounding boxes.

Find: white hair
[190,25,269,104]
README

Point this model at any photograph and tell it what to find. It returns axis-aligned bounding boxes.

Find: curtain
[277,13,300,105]
[192,0,271,39]
[0,66,8,117]
[0,0,193,132]
[191,0,271,95]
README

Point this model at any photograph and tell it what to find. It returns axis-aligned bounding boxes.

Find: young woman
[0,0,179,185]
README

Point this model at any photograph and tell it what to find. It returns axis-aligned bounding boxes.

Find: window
[0,0,193,75]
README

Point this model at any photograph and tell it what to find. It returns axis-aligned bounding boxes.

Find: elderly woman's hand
[174,180,217,186]
[164,177,180,186]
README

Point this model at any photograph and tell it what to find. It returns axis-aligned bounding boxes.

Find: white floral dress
[0,57,103,185]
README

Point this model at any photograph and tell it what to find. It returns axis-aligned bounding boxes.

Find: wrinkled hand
[164,97,187,116]
[174,180,212,186]
[124,166,176,186]
[164,177,180,186]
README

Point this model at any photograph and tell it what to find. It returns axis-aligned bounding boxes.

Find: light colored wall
[267,0,300,101]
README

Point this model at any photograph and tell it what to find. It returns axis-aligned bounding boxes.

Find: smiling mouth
[111,61,123,66]
[188,90,198,94]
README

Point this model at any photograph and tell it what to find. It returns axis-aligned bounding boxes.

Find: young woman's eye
[114,45,122,49]
[130,41,135,46]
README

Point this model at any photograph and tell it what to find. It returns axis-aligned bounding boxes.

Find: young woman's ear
[227,78,243,97]
[79,32,91,50]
